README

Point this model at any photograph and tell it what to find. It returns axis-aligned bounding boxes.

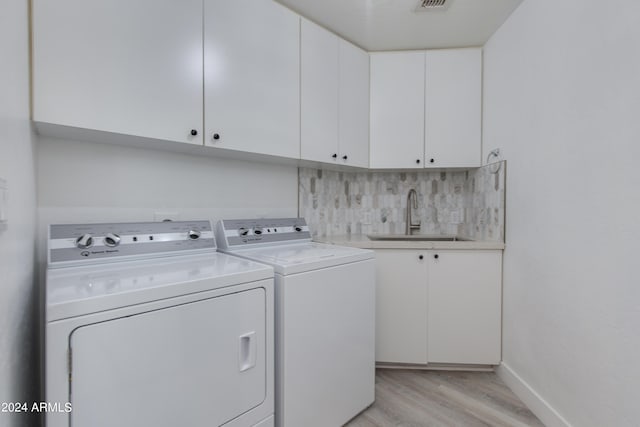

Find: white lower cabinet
[374,249,502,366]
[374,250,428,364]
[427,250,502,365]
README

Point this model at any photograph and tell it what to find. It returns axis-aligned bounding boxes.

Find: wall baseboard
[496,362,572,427]
[376,362,494,372]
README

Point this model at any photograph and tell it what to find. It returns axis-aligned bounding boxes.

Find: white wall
[484,0,640,426]
[36,137,299,263]
[0,1,40,426]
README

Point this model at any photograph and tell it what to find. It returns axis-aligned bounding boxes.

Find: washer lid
[226,242,374,275]
[46,252,273,322]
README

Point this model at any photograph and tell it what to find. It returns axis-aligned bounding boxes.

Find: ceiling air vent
[415,0,452,12]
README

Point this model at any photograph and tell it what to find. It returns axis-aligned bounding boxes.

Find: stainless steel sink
[367,234,472,242]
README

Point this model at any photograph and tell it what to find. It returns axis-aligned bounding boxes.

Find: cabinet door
[370,52,425,169]
[32,0,203,145]
[374,250,428,364]
[338,40,370,168]
[425,48,482,168]
[300,19,340,164]
[427,250,502,365]
[205,0,300,158]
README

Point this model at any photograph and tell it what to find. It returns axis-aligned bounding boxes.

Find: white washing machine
[46,220,275,427]
[215,218,375,427]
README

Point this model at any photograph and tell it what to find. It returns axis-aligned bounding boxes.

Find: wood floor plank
[345,369,544,427]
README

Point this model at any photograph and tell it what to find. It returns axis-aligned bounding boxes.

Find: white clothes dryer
[215,218,375,427]
[46,220,274,427]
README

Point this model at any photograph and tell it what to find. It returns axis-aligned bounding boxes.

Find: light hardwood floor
[345,369,544,427]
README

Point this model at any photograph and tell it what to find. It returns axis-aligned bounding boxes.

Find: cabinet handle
[332,153,338,159]
[190,129,198,136]
[434,254,439,259]
[342,155,348,160]
[213,133,220,140]
[429,158,435,164]
[419,255,424,260]
[416,159,421,164]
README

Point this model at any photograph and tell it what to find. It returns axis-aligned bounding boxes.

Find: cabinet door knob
[416,159,421,164]
[332,153,338,158]
[434,254,439,259]
[190,129,198,136]
[213,133,220,140]
[342,155,348,160]
[429,158,435,164]
[419,255,424,260]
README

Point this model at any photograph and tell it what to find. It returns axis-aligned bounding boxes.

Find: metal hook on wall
[486,148,502,174]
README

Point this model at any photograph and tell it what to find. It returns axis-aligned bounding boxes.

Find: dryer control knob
[75,234,94,249]
[188,230,201,240]
[104,233,121,247]
[238,227,249,236]
[253,227,263,235]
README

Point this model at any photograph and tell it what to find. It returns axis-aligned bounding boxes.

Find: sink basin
[367,234,472,242]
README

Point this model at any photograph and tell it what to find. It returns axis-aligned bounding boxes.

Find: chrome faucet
[405,189,421,235]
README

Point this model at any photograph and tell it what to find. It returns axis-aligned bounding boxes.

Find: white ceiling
[275,0,524,51]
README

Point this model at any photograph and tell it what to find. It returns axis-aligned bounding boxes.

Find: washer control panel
[216,218,311,249]
[49,220,215,266]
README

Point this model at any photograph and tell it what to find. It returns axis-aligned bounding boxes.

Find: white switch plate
[0,178,7,223]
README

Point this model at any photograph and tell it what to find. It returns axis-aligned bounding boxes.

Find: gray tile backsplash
[298,161,505,241]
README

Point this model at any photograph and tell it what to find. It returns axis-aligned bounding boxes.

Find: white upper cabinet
[32,0,204,145]
[204,0,300,159]
[301,20,370,168]
[301,19,339,164]
[370,48,482,169]
[33,2,479,169]
[425,49,482,168]
[338,40,370,168]
[370,52,426,169]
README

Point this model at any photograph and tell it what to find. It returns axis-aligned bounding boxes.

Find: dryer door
[69,287,266,427]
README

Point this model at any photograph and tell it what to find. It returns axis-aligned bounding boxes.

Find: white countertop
[314,234,505,250]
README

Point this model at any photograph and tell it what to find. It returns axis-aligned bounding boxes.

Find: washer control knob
[253,227,263,235]
[188,229,201,240]
[75,234,94,249]
[294,226,303,232]
[238,227,249,237]
[103,233,121,247]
